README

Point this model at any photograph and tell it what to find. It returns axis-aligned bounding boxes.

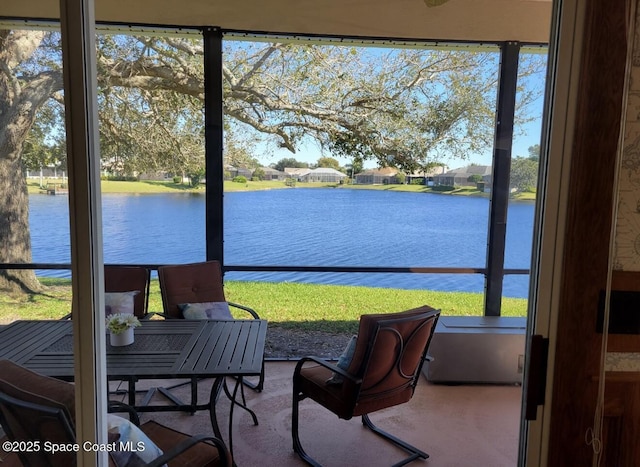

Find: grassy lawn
[0,278,528,333]
[26,179,336,194]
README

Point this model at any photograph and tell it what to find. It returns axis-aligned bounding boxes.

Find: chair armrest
[145,434,232,467]
[60,312,72,320]
[294,356,362,385]
[228,301,260,319]
[107,401,140,426]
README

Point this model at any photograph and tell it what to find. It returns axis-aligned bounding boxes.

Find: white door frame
[520,0,588,464]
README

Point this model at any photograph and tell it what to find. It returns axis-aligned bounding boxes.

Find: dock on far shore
[42,182,69,195]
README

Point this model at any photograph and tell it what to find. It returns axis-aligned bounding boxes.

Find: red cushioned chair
[292,305,440,467]
[158,260,264,392]
[104,265,151,319]
[61,265,150,320]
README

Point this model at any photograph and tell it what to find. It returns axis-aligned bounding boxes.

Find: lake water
[28,188,535,298]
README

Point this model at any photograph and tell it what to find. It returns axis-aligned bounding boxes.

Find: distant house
[284,167,312,180]
[433,165,492,187]
[138,171,171,181]
[406,165,448,186]
[225,165,253,180]
[260,167,286,180]
[300,167,347,183]
[354,167,399,185]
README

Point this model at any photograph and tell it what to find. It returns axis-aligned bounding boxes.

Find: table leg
[209,376,260,462]
[228,377,239,456]
[190,376,198,414]
[222,377,259,426]
[224,376,257,459]
[209,377,225,443]
[128,379,136,406]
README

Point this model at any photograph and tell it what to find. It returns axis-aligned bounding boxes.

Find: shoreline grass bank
[27,178,536,201]
[0,278,528,333]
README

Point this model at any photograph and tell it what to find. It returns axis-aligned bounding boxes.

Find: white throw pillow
[105,291,139,316]
[179,301,234,320]
[326,334,358,385]
[107,414,165,467]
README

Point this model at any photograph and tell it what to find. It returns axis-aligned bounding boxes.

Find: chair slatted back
[158,261,226,318]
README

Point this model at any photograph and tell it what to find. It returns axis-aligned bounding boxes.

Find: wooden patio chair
[158,260,265,392]
[292,305,440,467]
[0,359,231,467]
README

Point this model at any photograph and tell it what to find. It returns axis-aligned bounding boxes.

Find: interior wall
[610,0,640,354]
[593,4,640,466]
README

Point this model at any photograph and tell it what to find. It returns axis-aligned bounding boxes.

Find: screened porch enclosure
[1,26,548,319]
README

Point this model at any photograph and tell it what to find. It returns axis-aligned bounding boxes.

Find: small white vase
[110,327,134,346]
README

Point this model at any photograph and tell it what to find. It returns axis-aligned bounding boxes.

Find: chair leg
[361,414,429,467]
[291,385,321,467]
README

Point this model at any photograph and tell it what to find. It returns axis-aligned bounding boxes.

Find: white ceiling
[1,0,552,43]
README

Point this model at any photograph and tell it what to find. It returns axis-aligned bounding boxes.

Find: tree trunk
[0,155,42,294]
[0,31,60,296]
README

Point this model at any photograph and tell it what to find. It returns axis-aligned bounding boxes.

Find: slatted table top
[0,319,267,381]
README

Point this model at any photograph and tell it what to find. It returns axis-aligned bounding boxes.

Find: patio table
[0,318,267,455]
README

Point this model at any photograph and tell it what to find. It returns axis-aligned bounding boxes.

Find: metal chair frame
[292,307,440,467]
[0,391,75,467]
[158,260,265,393]
[0,388,232,467]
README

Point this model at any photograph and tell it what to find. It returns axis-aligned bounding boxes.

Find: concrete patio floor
[137,361,523,467]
